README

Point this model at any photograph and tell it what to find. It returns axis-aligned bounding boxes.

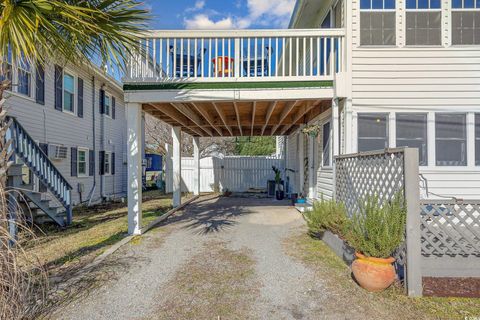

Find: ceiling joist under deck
[143,99,330,137]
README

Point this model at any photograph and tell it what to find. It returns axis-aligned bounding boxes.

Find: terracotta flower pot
[351,252,396,292]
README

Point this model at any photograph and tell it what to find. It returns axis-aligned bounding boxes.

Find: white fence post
[404,148,423,297]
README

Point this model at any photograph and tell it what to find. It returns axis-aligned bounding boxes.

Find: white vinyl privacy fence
[165,156,284,193]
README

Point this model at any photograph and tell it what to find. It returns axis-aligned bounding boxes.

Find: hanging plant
[302,124,320,137]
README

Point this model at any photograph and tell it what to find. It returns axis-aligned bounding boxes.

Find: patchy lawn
[28,191,192,278]
[153,241,259,320]
[285,232,480,320]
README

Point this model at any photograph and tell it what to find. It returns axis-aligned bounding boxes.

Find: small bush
[303,197,349,236]
[345,194,406,259]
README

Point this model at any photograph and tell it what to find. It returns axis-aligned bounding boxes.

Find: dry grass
[285,232,480,320]
[152,241,258,320]
[28,191,192,278]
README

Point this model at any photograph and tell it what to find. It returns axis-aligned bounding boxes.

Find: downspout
[87,76,96,206]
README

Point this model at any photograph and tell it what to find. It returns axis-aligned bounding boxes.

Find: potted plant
[272,166,284,200]
[301,124,320,137]
[346,194,406,292]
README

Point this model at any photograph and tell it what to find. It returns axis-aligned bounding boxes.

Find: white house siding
[6,63,127,205]
[346,0,480,200]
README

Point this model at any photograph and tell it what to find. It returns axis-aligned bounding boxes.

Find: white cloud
[183,0,295,30]
[184,14,235,29]
[186,0,206,12]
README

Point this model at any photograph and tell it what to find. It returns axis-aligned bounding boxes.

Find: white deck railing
[125,29,346,83]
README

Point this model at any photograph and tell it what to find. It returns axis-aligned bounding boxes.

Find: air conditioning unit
[49,144,68,160]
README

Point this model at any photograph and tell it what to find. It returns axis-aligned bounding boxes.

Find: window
[78,149,87,176]
[104,95,111,117]
[452,0,480,45]
[323,122,331,166]
[396,113,428,165]
[17,58,32,96]
[104,152,111,175]
[358,113,389,152]
[63,72,75,113]
[476,114,480,166]
[435,113,467,166]
[0,49,12,90]
[360,0,396,46]
[406,0,442,46]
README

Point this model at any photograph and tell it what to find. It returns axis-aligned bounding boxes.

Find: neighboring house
[284,0,480,201]
[3,58,127,226]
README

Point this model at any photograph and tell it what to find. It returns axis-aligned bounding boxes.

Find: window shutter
[99,89,105,114]
[111,152,115,175]
[77,78,84,118]
[112,97,116,119]
[54,65,63,111]
[71,147,78,177]
[35,64,45,105]
[89,150,95,176]
[99,151,105,175]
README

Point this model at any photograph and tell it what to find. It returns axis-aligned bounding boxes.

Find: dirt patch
[284,231,480,320]
[150,241,259,320]
[423,277,480,298]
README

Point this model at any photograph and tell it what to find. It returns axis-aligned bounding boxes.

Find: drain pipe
[87,76,96,206]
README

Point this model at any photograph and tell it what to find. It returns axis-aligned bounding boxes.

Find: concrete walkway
[51,196,330,320]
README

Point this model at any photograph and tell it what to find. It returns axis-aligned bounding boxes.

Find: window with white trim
[104,152,111,175]
[104,94,111,117]
[406,0,442,46]
[435,113,467,166]
[360,0,396,46]
[63,72,75,113]
[17,57,32,97]
[475,113,480,166]
[452,0,480,45]
[396,113,428,165]
[78,149,87,176]
[358,113,389,152]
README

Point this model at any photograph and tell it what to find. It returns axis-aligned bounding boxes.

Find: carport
[123,28,346,235]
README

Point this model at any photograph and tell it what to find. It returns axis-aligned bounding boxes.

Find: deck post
[193,137,200,196]
[308,135,316,199]
[404,148,423,297]
[126,102,143,235]
[172,127,182,207]
[331,98,340,200]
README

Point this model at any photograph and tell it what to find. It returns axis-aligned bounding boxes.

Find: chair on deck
[243,47,271,77]
[169,46,207,77]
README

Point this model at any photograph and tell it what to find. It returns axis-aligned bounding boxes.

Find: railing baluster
[247,38,251,78]
[228,38,232,78]
[201,38,205,78]
[323,37,327,76]
[254,37,258,78]
[275,37,278,77]
[194,38,198,78]
[268,37,272,77]
[208,38,212,78]
[310,37,313,76]
[187,38,191,77]
[303,37,306,76]
[317,37,321,76]
[180,38,184,78]
[282,37,286,77]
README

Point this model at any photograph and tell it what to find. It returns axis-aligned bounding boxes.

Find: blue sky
[144,0,296,29]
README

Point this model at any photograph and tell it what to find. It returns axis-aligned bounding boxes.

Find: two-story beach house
[121,0,480,234]
[3,59,128,226]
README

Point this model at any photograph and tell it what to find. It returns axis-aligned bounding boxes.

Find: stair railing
[6,116,73,225]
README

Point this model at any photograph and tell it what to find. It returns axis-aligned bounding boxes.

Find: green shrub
[345,194,406,259]
[303,197,349,236]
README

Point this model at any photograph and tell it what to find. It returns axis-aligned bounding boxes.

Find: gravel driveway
[50,196,330,320]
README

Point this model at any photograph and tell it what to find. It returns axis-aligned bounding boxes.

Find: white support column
[331,98,340,200]
[298,132,305,196]
[193,137,200,196]
[332,98,340,157]
[172,127,182,207]
[308,135,316,199]
[127,102,143,235]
